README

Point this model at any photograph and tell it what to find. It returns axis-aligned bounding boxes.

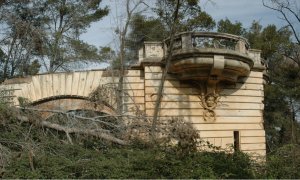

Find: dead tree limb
[117,0,145,114]
[17,109,128,145]
[18,106,142,121]
[39,120,128,145]
[262,0,300,44]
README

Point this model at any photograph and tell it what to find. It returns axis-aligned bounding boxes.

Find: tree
[112,0,147,114]
[36,0,109,72]
[126,14,167,60]
[152,0,208,138]
[244,21,300,150]
[258,0,300,149]
[246,22,291,59]
[0,1,43,81]
[262,0,300,45]
[122,1,215,126]
[126,0,215,62]
[155,0,215,32]
[0,0,109,77]
[217,18,246,36]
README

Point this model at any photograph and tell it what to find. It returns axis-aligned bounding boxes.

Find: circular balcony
[166,32,255,83]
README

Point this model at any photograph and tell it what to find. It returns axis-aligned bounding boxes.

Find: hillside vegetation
[0,105,299,179]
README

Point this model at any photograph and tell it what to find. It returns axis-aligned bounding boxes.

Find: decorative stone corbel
[198,55,224,122]
[207,55,225,94]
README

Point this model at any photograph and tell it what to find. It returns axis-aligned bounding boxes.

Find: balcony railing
[165,32,249,54]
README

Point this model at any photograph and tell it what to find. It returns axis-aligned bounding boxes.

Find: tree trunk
[151,0,181,139]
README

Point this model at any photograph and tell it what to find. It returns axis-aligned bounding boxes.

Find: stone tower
[135,32,266,157]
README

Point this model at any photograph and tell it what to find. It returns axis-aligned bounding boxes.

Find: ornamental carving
[199,92,220,122]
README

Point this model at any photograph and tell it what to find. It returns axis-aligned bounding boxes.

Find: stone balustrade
[137,32,265,85]
[165,32,249,54]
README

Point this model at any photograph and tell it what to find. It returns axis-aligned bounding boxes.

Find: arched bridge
[0,70,144,118]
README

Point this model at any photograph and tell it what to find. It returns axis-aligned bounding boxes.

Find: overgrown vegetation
[0,104,255,178]
[0,104,299,179]
[1,0,300,178]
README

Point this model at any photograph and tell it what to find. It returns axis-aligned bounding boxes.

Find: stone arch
[30,95,116,119]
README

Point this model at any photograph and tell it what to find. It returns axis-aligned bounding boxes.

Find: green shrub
[264,144,300,179]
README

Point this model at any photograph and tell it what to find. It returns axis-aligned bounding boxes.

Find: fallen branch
[17,115,128,146]
[15,106,154,146]
[40,120,128,145]
[18,106,144,120]
[18,106,126,129]
[20,106,150,130]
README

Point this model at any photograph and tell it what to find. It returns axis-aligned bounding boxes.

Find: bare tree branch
[17,114,128,146]
[116,0,146,114]
[40,120,128,145]
[263,0,300,44]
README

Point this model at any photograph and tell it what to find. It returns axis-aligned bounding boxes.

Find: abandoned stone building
[0,32,267,157]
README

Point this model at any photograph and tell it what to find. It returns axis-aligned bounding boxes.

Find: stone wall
[0,67,266,157]
[0,32,267,158]
[140,65,265,157]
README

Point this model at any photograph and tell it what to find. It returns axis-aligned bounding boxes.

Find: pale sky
[80,0,296,49]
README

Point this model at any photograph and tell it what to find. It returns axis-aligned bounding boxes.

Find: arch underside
[31,96,116,119]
